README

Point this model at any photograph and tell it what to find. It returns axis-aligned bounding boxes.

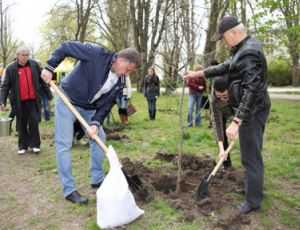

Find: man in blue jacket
[41,41,141,204]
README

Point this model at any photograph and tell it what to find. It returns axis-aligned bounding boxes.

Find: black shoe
[91,181,103,189]
[65,191,88,205]
[238,202,260,214]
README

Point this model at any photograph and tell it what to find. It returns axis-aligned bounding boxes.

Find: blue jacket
[45,41,124,126]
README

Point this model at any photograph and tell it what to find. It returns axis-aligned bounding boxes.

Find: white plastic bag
[97,145,144,229]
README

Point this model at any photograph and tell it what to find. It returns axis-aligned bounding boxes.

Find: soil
[106,132,129,141]
[103,125,125,134]
[122,151,252,230]
[104,126,130,141]
[0,130,292,230]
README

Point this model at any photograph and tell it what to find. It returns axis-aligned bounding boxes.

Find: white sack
[97,145,144,229]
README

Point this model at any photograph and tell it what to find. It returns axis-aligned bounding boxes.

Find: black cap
[213,16,240,41]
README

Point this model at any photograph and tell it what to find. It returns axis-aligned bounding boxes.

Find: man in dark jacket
[184,16,271,214]
[0,46,52,155]
[211,76,234,169]
[41,41,141,204]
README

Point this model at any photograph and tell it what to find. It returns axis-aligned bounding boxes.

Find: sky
[5,0,207,55]
[6,0,57,50]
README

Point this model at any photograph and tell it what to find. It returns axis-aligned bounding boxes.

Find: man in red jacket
[185,65,206,127]
[0,46,52,154]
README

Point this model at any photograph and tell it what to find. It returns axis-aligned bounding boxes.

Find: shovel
[194,141,235,201]
[49,81,143,193]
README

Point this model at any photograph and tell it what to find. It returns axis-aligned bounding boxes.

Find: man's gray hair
[231,23,247,33]
[16,46,30,55]
[117,48,141,67]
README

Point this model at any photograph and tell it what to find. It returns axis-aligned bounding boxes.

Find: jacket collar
[230,35,251,55]
[17,60,30,68]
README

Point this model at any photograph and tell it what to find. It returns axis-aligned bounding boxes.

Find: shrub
[267,58,292,86]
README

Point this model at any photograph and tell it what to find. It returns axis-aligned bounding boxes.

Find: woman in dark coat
[143,67,160,120]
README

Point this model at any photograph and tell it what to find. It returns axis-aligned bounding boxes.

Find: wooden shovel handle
[208,141,235,181]
[49,81,109,155]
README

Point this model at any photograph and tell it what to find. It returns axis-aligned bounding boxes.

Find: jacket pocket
[229,80,242,106]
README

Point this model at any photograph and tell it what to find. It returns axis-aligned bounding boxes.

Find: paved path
[138,87,300,100]
[269,94,300,100]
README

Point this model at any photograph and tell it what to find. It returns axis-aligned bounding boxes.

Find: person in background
[211,76,233,169]
[40,79,53,121]
[73,119,87,145]
[41,41,141,205]
[184,16,271,214]
[185,65,206,127]
[143,67,160,120]
[116,76,132,124]
[0,46,52,154]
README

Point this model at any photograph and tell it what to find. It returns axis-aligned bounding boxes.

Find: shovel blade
[194,177,210,201]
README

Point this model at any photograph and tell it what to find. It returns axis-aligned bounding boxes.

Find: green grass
[37,94,300,230]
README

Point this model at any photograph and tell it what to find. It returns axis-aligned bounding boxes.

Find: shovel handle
[207,141,235,181]
[49,81,109,155]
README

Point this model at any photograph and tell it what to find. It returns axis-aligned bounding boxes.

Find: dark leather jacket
[204,36,271,121]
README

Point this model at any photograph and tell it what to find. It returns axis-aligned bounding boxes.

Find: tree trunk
[130,0,170,92]
[292,54,300,86]
[203,0,228,66]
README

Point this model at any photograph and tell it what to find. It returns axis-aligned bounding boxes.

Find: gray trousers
[239,107,270,208]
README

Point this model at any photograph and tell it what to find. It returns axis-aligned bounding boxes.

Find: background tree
[74,0,97,42]
[130,0,171,91]
[203,0,229,66]
[160,0,184,93]
[37,1,97,62]
[0,0,18,66]
[94,0,131,51]
[258,0,300,86]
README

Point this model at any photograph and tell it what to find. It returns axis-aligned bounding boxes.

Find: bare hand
[41,69,53,83]
[226,122,239,141]
[219,148,228,161]
[218,141,227,160]
[86,125,98,139]
[183,70,204,80]
[199,86,204,90]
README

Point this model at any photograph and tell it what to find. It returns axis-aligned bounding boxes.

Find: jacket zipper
[24,67,31,99]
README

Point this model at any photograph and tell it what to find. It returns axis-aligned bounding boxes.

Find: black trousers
[9,99,18,132]
[222,116,232,168]
[239,107,270,208]
[17,100,41,150]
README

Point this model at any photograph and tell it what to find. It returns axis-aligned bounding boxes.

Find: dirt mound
[106,133,129,141]
[122,152,250,229]
[103,125,125,134]
[154,150,176,161]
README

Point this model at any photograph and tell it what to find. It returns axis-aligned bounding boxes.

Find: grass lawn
[1,92,299,229]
